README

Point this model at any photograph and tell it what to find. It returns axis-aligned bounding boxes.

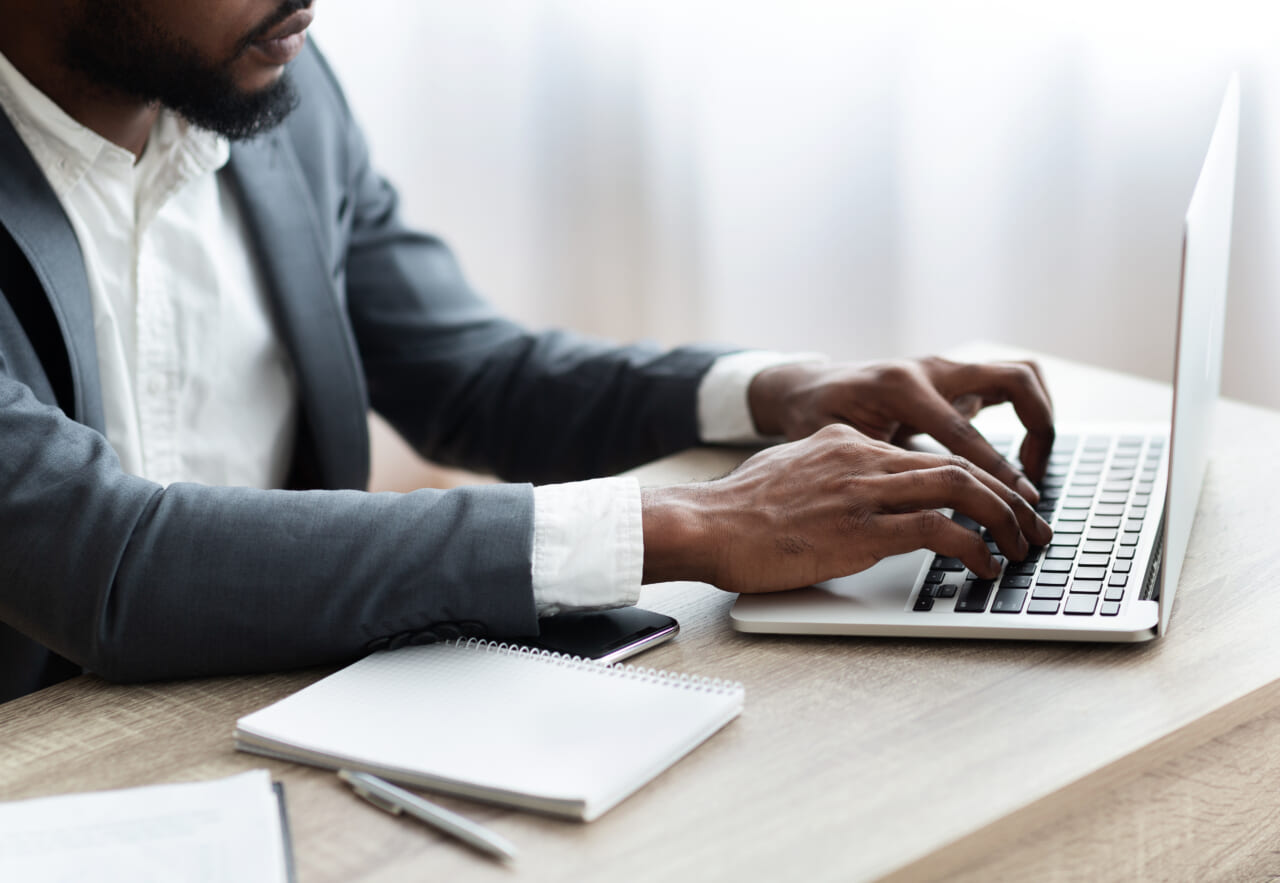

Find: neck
[0,9,158,157]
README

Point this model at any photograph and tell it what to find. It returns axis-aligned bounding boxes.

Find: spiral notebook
[234,640,744,821]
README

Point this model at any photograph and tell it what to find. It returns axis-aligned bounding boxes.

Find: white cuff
[697,350,829,444]
[531,477,644,617]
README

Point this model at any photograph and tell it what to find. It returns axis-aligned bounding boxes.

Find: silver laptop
[731,76,1239,643]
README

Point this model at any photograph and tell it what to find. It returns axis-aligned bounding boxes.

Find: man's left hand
[746,356,1056,501]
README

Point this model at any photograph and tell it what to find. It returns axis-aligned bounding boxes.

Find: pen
[338,769,519,862]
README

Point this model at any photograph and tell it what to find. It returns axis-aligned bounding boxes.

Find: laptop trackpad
[813,548,930,606]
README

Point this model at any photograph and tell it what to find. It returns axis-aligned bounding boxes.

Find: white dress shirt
[0,51,821,616]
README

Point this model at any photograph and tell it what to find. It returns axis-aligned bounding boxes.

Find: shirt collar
[0,50,230,200]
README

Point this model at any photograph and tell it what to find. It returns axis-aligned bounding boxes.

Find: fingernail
[1016,476,1040,503]
[1037,518,1054,543]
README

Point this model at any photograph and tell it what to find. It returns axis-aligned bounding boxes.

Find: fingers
[946,360,1056,484]
[870,509,1002,578]
[894,382,1042,503]
[873,451,1053,557]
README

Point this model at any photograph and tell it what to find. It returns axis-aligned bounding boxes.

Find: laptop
[731,76,1239,643]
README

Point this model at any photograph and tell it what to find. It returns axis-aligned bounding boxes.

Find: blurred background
[313,0,1279,423]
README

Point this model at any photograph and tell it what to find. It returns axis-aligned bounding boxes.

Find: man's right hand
[640,423,1053,594]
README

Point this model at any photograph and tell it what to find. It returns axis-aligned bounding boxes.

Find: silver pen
[338,769,519,862]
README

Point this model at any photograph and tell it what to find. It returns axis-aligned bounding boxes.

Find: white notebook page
[237,641,744,820]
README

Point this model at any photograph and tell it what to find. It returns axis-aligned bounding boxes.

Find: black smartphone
[519,608,679,664]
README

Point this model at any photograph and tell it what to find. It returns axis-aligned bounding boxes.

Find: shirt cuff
[697,350,829,444]
[531,477,643,617]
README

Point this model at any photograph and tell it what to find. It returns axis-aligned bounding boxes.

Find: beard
[61,1,305,141]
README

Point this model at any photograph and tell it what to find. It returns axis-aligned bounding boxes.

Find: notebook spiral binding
[453,638,742,695]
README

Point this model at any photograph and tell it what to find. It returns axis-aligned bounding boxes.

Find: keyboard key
[1027,599,1060,614]
[1113,559,1133,573]
[1104,587,1125,602]
[1061,498,1094,510]
[1055,523,1085,535]
[1064,594,1099,615]
[936,584,958,598]
[1056,510,1089,522]
[1136,482,1154,494]
[1032,585,1065,600]
[1099,492,1128,505]
[1082,541,1113,555]
[933,557,966,571]
[914,592,935,611]
[1120,532,1141,546]
[1108,573,1129,587]
[1101,601,1122,616]
[1073,567,1107,581]
[1035,572,1069,587]
[952,513,981,531]
[1102,482,1132,494]
[1086,529,1118,542]
[1078,553,1111,568]
[1007,561,1038,576]
[1052,534,1082,547]
[1132,494,1151,506]
[991,590,1027,613]
[1125,520,1145,533]
[955,580,994,613]
[1039,560,1073,573]
[925,570,946,584]
[1091,516,1122,529]
[1045,545,1078,559]
[1129,506,1147,519]
[1094,504,1125,517]
[1000,574,1033,588]
[1116,546,1136,560]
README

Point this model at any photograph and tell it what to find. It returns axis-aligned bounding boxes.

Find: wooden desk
[3,349,1280,882]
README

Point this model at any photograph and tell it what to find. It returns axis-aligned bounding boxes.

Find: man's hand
[641,424,1054,594]
[747,356,1055,495]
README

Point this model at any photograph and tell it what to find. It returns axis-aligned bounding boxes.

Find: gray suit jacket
[0,45,728,702]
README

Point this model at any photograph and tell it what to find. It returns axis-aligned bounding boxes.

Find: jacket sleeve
[0,360,540,686]
[298,49,735,484]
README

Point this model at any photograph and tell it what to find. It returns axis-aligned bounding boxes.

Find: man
[0,0,1054,703]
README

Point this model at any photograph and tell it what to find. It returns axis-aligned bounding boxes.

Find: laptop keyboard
[912,433,1164,617]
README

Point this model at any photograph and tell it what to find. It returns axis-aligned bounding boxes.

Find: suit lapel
[223,134,370,490]
[0,110,105,431]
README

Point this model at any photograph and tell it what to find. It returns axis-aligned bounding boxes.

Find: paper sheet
[0,770,290,883]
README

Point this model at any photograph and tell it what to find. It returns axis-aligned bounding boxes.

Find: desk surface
[3,348,1280,882]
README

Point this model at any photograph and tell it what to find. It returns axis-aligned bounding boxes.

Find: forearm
[0,379,540,684]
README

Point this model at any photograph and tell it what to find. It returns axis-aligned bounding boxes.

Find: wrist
[641,486,713,585]
[747,362,820,437]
